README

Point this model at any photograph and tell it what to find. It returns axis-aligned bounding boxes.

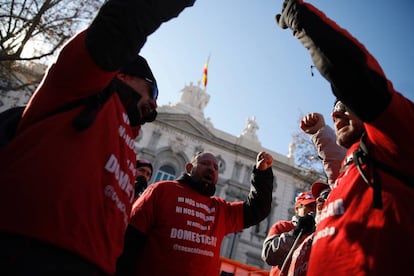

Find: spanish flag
[202,54,210,88]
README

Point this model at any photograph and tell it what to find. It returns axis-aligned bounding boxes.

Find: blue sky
[140,0,414,156]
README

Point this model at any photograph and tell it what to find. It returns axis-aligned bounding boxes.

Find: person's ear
[116,72,128,81]
[185,163,193,173]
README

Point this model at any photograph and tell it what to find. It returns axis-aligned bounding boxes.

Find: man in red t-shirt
[0,1,195,275]
[116,151,274,276]
[275,1,414,274]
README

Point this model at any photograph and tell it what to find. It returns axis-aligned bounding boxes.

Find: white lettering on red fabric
[118,125,135,150]
[173,196,217,246]
[185,198,195,206]
[312,226,335,244]
[318,198,345,222]
[122,112,130,124]
[186,220,210,231]
[172,244,214,257]
[312,198,344,244]
[177,197,216,222]
[170,228,217,246]
[105,154,134,203]
[196,202,215,213]
[127,159,136,178]
[176,206,183,213]
[104,185,129,226]
[183,208,195,216]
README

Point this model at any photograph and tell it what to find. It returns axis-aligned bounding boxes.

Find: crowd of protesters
[1,0,413,275]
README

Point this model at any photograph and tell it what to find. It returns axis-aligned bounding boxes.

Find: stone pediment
[155,112,214,141]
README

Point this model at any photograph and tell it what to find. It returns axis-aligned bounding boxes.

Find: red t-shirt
[307,92,414,275]
[129,180,245,275]
[0,30,136,274]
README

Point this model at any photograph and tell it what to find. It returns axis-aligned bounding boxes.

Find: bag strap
[71,84,115,131]
[46,83,115,131]
[353,132,414,209]
[352,139,382,209]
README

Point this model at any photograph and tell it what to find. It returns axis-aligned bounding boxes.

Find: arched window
[154,165,176,182]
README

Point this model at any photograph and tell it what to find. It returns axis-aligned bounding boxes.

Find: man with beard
[275,0,414,274]
[134,159,154,198]
[116,151,274,275]
[0,0,195,275]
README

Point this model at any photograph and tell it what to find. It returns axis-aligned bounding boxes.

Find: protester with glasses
[0,0,195,275]
[262,112,344,276]
[299,112,346,186]
[275,0,414,274]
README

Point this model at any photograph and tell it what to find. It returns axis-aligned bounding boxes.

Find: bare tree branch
[0,0,104,98]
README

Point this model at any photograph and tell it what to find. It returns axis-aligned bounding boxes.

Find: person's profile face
[331,101,365,148]
[116,73,158,127]
[126,76,157,121]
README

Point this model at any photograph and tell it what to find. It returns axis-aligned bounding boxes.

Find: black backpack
[0,86,114,149]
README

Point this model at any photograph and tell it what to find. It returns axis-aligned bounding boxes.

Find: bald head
[185,151,218,196]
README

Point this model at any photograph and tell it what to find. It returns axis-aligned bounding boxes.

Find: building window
[232,161,243,182]
[217,155,226,173]
[154,165,176,182]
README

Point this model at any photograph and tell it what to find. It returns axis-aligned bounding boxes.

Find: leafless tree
[292,128,325,178]
[0,0,104,93]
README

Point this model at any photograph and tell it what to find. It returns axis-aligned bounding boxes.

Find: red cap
[311,182,330,198]
[295,191,316,207]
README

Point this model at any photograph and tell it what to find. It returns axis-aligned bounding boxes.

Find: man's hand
[256,152,273,171]
[275,0,303,30]
[293,214,315,236]
[300,113,325,135]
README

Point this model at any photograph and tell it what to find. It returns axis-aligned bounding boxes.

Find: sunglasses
[316,189,331,204]
[144,77,158,100]
[333,101,348,114]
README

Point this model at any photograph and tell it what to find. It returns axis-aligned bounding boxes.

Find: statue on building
[288,142,296,158]
[179,81,210,112]
[241,116,259,141]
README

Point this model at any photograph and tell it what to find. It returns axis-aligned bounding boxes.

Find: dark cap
[120,55,158,100]
[136,159,153,176]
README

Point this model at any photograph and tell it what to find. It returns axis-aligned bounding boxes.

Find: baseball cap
[311,182,330,198]
[136,159,153,176]
[120,55,158,100]
[295,191,316,207]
